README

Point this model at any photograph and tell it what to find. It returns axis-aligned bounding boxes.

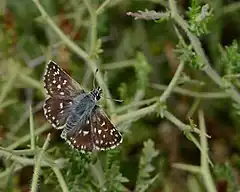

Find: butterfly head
[91,86,102,101]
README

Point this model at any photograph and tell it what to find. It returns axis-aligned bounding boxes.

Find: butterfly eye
[96,94,101,101]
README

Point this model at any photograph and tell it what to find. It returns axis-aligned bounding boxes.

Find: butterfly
[43,60,122,152]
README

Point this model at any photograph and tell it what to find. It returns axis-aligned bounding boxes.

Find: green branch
[29,106,36,150]
[159,61,185,102]
[31,134,51,192]
[51,166,69,192]
[198,110,216,192]
[168,0,240,105]
[7,123,50,150]
[83,0,97,55]
[32,0,115,113]
[96,0,112,15]
[151,84,230,99]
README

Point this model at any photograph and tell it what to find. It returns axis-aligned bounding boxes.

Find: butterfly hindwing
[64,118,94,152]
[91,107,122,150]
[43,97,72,128]
[63,107,122,152]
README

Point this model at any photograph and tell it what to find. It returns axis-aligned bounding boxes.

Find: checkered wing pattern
[43,97,72,128]
[43,60,123,152]
[63,118,94,151]
[91,107,122,150]
[43,60,82,98]
[63,107,122,152]
[43,61,83,129]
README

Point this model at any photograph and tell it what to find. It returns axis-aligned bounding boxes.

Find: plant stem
[29,106,36,150]
[222,1,240,15]
[151,84,230,99]
[12,101,44,134]
[0,99,17,110]
[90,160,105,188]
[114,103,157,125]
[7,123,50,150]
[0,60,18,104]
[32,0,115,113]
[159,61,185,102]
[168,0,240,105]
[115,97,157,113]
[19,72,45,94]
[172,163,201,173]
[83,0,97,55]
[52,166,69,192]
[0,148,38,156]
[96,0,111,15]
[164,111,210,137]
[115,103,210,137]
[31,133,51,192]
[102,59,135,70]
[0,149,46,166]
[198,110,216,192]
[184,132,213,166]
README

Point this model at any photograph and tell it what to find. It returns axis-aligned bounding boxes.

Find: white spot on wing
[83,131,89,136]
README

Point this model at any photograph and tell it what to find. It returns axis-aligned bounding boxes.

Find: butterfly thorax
[65,88,101,132]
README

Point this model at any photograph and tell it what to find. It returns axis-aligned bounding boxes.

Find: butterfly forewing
[43,97,72,128]
[43,60,83,129]
[64,118,94,151]
[43,60,83,98]
[91,108,122,150]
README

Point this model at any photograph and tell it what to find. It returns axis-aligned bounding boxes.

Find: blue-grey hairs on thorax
[65,86,102,133]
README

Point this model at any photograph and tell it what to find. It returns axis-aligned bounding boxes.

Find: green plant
[1,0,240,191]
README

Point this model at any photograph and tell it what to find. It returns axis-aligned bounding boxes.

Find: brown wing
[91,107,122,150]
[43,97,72,128]
[43,60,83,98]
[63,118,94,152]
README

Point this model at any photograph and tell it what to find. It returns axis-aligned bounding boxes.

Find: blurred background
[0,0,240,191]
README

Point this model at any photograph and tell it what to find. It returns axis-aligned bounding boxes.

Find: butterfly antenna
[101,96,123,103]
[93,69,99,89]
